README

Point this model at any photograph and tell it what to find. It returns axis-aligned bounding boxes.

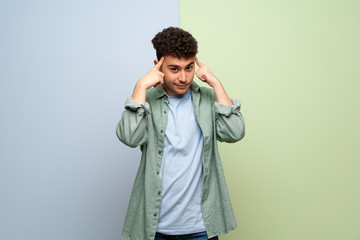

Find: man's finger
[195,56,204,67]
[154,57,165,70]
[196,71,206,81]
[153,78,164,88]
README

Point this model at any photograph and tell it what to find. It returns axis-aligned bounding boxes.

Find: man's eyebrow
[167,62,195,68]
[167,64,180,68]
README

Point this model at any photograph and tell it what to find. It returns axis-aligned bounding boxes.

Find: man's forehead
[164,56,195,66]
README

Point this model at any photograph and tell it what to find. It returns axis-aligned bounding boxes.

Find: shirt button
[164,111,167,114]
[154,213,157,217]
[158,191,161,195]
[160,130,164,133]
[157,172,159,175]
[158,150,162,154]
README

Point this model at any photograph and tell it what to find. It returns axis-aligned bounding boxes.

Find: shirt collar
[155,81,200,99]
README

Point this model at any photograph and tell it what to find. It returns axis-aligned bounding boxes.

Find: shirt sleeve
[116,96,150,148]
[215,98,245,143]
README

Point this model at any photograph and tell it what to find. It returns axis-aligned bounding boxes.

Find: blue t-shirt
[157,89,206,234]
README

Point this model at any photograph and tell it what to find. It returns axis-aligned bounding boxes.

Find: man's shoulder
[199,85,214,93]
[145,87,158,102]
[198,85,216,99]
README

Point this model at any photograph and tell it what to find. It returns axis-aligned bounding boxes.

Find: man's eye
[186,66,193,71]
[171,68,178,72]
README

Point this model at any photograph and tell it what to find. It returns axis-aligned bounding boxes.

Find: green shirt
[116,82,245,240]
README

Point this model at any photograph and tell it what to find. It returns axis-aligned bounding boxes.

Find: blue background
[0,1,179,239]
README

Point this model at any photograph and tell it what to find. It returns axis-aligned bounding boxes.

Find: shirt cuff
[214,98,241,117]
[124,97,151,115]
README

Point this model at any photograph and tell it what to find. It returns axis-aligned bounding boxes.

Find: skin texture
[132,56,233,106]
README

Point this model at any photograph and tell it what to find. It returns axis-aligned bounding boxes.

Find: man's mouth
[176,84,188,88]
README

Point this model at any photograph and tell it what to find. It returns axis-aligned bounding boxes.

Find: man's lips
[176,84,189,88]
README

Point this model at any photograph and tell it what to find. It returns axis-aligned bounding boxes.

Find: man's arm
[195,56,233,106]
[195,57,245,142]
[132,57,165,105]
[116,57,165,147]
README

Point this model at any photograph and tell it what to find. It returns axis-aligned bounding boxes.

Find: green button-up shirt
[116,82,245,240]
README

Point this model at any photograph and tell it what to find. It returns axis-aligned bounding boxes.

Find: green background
[180,1,360,239]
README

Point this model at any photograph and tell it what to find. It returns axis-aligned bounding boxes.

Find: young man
[116,27,245,240]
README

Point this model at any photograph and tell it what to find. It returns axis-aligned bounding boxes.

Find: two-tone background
[1,1,359,239]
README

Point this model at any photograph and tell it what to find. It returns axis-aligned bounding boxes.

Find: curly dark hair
[152,27,198,60]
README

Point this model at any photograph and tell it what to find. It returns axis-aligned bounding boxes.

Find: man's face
[156,55,196,97]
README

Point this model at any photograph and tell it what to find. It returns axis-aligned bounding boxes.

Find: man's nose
[179,71,186,82]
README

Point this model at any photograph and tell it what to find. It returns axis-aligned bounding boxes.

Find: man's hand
[137,57,165,89]
[195,56,233,105]
[195,56,220,88]
[132,57,165,105]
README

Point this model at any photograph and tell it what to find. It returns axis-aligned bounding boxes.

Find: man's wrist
[211,80,222,89]
[135,81,148,91]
